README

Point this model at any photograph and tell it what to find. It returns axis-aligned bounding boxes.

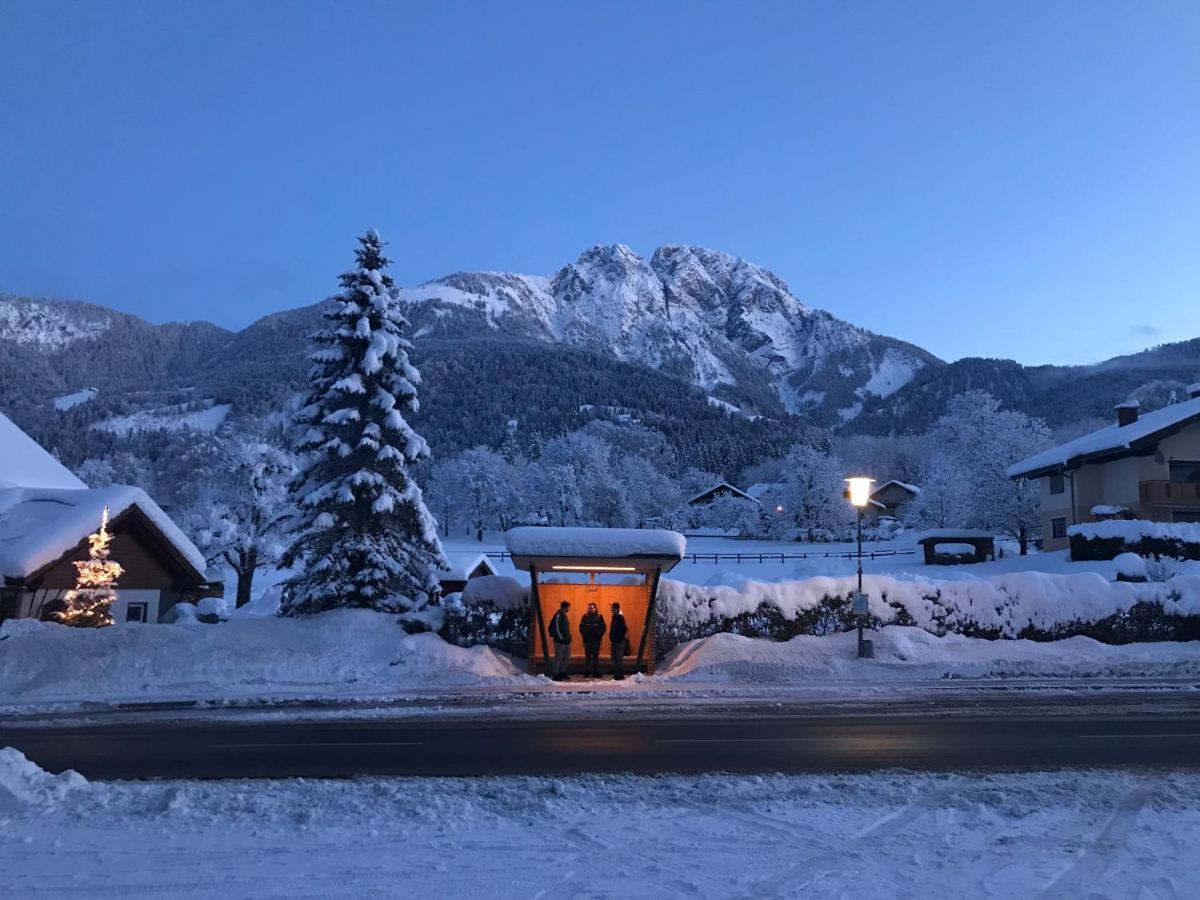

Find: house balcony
[1139,480,1200,511]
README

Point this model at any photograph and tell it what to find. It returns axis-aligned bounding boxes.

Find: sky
[1,1,1198,366]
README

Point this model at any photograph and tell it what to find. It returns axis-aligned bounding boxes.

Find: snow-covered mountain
[399,244,938,424]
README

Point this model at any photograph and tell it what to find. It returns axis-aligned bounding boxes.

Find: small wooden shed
[916,530,996,565]
[505,526,686,676]
[435,551,499,596]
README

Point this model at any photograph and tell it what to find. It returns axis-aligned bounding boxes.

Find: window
[1048,473,1065,495]
[1168,460,1200,483]
[1051,517,1067,540]
[125,602,148,624]
[1173,511,1200,524]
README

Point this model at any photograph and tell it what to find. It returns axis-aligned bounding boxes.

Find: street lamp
[845,476,875,659]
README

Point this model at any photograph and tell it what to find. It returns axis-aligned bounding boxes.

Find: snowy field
[3,747,1197,899]
[443,532,1134,586]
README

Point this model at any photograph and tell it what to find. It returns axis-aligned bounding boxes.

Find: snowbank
[0,609,535,709]
[0,747,87,814]
[461,574,526,610]
[657,626,1200,683]
[658,569,1200,638]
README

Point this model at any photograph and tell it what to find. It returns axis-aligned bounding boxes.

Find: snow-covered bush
[1069,520,1200,562]
[1114,552,1148,582]
[438,582,529,658]
[654,571,1200,652]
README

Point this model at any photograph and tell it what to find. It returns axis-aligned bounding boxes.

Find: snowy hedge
[1069,520,1200,562]
[654,571,1200,651]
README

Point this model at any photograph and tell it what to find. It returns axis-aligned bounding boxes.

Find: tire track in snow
[739,778,965,898]
[1036,774,1163,899]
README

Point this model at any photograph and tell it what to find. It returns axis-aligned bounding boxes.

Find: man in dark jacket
[548,600,572,681]
[579,602,607,678]
[609,601,629,680]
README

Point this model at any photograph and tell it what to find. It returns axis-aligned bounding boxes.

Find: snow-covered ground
[3,611,1199,717]
[442,532,1134,586]
[2,747,1196,898]
[92,401,231,436]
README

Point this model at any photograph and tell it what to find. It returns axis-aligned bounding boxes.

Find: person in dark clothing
[579,602,607,678]
[548,601,572,681]
[609,601,629,680]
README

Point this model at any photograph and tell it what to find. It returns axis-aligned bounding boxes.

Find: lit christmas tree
[57,506,124,628]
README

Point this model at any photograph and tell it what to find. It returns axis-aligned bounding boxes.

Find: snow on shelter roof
[1007,395,1200,479]
[505,527,686,564]
[0,485,207,581]
[0,410,86,490]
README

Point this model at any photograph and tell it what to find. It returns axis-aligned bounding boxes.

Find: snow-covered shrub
[165,602,201,625]
[196,596,230,624]
[1114,552,1148,582]
[438,587,529,658]
[1070,520,1200,562]
[654,571,1200,651]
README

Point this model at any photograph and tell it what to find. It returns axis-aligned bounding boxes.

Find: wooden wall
[531,581,655,672]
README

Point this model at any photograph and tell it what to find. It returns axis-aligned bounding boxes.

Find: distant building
[1008,385,1200,550]
[686,482,759,507]
[870,480,921,517]
[0,411,218,623]
[436,551,499,596]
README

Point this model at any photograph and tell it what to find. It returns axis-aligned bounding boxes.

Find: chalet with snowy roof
[0,411,216,624]
[870,480,921,517]
[1008,385,1200,551]
[435,551,499,596]
[686,482,759,507]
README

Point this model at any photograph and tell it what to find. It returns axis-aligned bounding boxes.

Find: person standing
[548,600,572,681]
[579,602,607,678]
[609,601,629,680]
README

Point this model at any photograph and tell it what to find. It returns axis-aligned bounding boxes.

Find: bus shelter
[504,526,686,675]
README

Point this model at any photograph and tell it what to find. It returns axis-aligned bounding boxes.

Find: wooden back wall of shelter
[533,582,651,664]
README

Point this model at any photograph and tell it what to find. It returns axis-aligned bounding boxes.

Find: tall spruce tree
[280,230,447,618]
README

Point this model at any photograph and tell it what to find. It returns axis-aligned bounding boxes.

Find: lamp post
[845,476,875,659]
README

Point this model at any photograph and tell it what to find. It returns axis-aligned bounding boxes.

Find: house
[0,411,216,624]
[686,482,759,507]
[436,551,499,595]
[1008,385,1200,551]
[870,480,921,517]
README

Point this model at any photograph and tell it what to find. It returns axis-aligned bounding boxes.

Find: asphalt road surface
[6,709,1200,779]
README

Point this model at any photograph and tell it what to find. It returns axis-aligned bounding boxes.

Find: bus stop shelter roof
[504,526,686,573]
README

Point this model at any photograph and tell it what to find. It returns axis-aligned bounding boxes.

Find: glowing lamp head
[845,476,875,509]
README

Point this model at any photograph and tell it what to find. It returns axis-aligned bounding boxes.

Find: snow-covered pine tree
[280,230,448,618]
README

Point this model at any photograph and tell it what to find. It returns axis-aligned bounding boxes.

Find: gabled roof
[686,481,757,505]
[0,410,86,490]
[0,485,207,582]
[436,551,498,582]
[1008,396,1200,479]
[871,480,921,497]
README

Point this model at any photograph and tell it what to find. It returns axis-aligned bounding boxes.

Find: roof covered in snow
[686,482,757,505]
[0,411,86,491]
[871,480,921,497]
[505,526,686,570]
[914,529,995,543]
[744,482,780,500]
[436,551,498,582]
[0,485,207,581]
[1008,395,1200,479]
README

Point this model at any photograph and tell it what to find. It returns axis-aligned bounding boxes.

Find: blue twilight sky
[1,1,1198,366]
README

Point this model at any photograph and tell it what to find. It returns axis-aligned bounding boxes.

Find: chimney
[1188,382,1200,400]
[1116,400,1140,427]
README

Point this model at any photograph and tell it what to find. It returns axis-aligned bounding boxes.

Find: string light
[56,506,124,628]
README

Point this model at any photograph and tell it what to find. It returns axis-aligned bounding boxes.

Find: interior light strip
[549,565,638,572]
